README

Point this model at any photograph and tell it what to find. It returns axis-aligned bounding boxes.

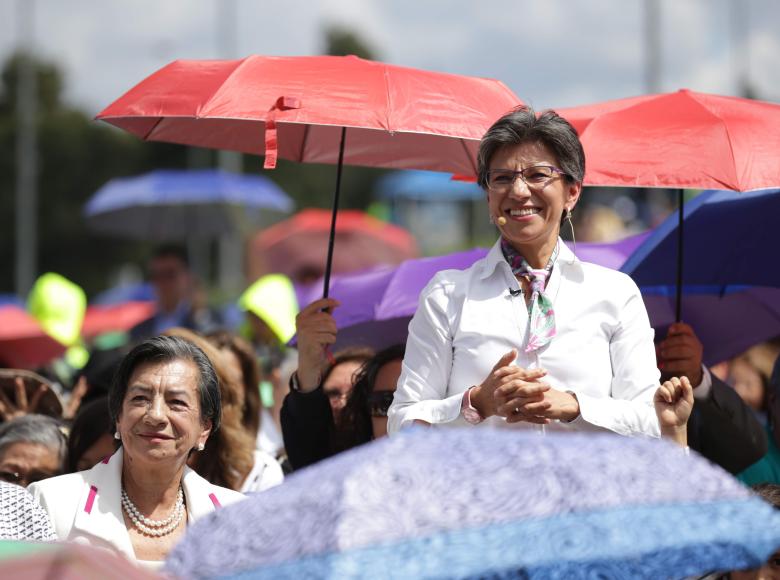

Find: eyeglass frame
[485,165,569,192]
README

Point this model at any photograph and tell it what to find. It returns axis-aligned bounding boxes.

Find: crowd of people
[0,106,778,578]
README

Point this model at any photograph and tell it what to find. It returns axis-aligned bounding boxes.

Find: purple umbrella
[295,234,648,351]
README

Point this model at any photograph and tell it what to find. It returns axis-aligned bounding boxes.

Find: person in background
[66,396,117,473]
[238,274,300,449]
[738,355,780,486]
[657,323,768,474]
[0,481,56,541]
[321,347,374,427]
[167,329,283,493]
[282,298,404,470]
[727,484,780,579]
[129,245,221,343]
[0,415,65,487]
[29,336,244,569]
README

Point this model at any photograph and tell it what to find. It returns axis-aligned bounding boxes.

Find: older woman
[388,106,661,437]
[28,336,244,569]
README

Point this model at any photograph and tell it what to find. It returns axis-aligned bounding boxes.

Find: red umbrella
[81,301,155,339]
[249,209,418,283]
[558,89,780,320]
[557,89,780,191]
[97,55,522,294]
[0,306,66,368]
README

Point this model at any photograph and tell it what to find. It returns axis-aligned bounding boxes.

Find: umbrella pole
[322,127,347,299]
[675,188,684,322]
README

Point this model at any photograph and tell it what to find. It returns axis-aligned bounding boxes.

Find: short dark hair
[66,396,115,473]
[108,335,221,432]
[477,106,585,190]
[151,244,190,269]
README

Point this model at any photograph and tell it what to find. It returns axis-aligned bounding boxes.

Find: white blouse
[388,239,661,438]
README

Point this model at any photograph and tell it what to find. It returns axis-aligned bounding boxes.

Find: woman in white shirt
[388,107,661,438]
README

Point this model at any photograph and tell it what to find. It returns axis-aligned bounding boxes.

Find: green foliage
[0,52,188,297]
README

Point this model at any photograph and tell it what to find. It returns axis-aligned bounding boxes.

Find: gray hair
[0,414,67,466]
[477,106,586,190]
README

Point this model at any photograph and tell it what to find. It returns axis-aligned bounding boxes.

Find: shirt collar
[479,237,579,281]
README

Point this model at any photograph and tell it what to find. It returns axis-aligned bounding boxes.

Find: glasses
[367,391,394,418]
[486,165,567,192]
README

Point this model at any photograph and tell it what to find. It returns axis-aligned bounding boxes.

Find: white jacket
[28,448,245,561]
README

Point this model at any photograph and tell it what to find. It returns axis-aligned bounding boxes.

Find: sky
[1,0,779,117]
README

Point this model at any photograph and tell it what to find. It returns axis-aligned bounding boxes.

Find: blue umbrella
[622,188,780,289]
[84,169,293,240]
[166,428,780,579]
[377,170,485,202]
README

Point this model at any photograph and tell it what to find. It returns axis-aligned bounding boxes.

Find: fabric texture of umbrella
[96,55,521,177]
[0,541,160,580]
[294,234,647,351]
[166,428,780,579]
[0,306,66,368]
[623,188,779,288]
[84,169,293,240]
[248,209,419,283]
[557,89,780,191]
[642,285,780,366]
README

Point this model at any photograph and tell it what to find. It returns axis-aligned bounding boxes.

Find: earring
[565,208,577,256]
[489,214,495,225]
[114,431,121,440]
[197,443,205,451]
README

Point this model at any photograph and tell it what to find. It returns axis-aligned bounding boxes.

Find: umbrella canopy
[642,285,780,366]
[84,169,293,239]
[623,188,780,288]
[96,55,522,177]
[557,89,780,191]
[294,234,648,351]
[0,306,66,368]
[0,541,160,580]
[97,55,522,298]
[249,209,419,284]
[166,428,780,579]
[81,302,155,339]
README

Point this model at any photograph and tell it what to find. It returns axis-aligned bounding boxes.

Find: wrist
[661,425,688,447]
[563,391,580,422]
[470,384,492,419]
[295,367,321,393]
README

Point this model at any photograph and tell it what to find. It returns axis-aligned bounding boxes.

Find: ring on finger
[514,407,520,414]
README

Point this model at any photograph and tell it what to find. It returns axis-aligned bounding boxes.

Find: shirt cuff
[395,392,465,429]
[693,365,712,400]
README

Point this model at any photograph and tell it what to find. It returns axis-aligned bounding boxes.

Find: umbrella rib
[141,117,164,141]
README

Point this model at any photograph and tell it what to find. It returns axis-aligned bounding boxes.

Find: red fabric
[249,209,419,282]
[97,55,522,177]
[0,306,66,369]
[81,302,155,339]
[557,89,780,191]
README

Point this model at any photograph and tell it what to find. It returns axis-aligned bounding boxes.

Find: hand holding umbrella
[294,298,340,393]
[657,322,704,387]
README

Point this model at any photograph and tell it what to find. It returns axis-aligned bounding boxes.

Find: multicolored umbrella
[166,428,780,579]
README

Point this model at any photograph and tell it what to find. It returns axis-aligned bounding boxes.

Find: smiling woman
[29,336,245,570]
[388,106,665,438]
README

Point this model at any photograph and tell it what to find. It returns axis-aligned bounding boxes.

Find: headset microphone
[496,216,507,226]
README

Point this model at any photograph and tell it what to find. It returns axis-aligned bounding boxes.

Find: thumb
[493,349,517,371]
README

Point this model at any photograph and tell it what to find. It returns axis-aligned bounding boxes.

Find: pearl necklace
[121,486,185,537]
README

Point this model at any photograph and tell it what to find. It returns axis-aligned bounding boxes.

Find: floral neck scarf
[500,239,559,353]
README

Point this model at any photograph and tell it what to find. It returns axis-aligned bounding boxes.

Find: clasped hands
[470,349,580,424]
